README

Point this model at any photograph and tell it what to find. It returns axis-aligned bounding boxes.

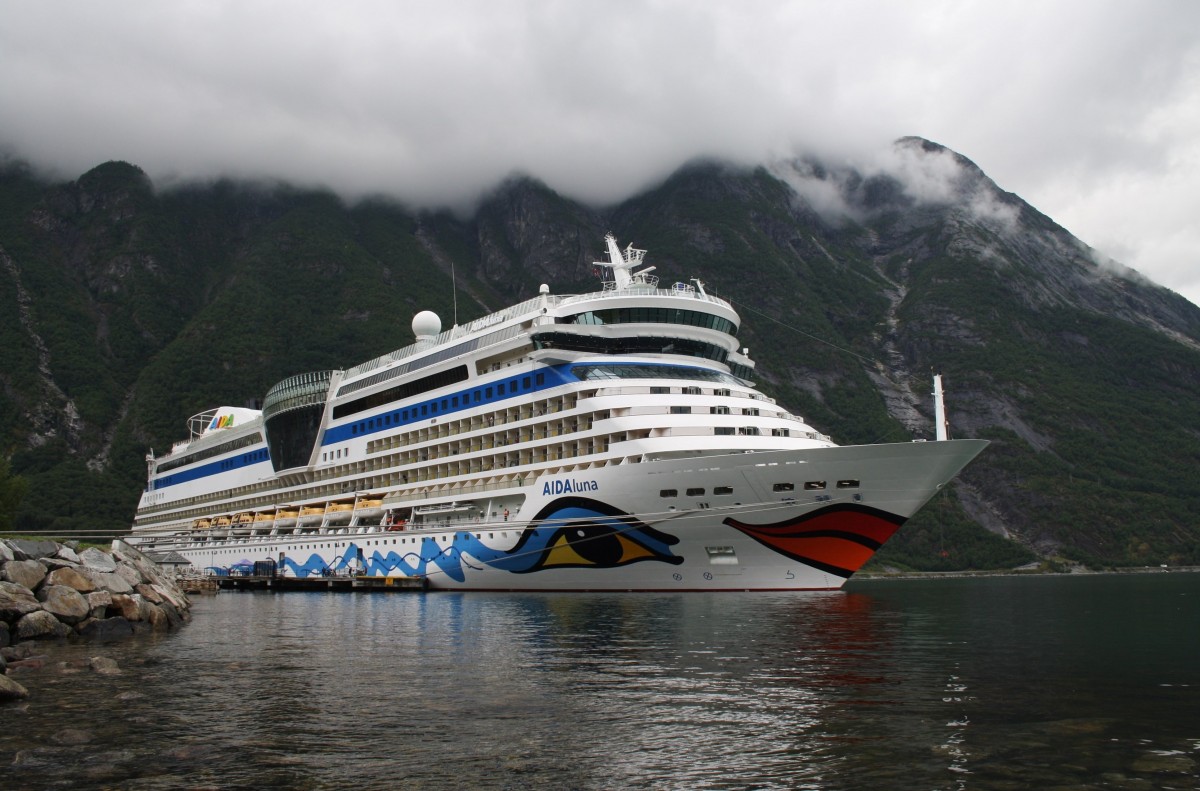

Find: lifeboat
[353,497,384,519]
[274,507,299,528]
[324,500,354,526]
[193,518,212,531]
[298,505,325,526]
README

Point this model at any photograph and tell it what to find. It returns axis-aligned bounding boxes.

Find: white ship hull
[144,440,984,591]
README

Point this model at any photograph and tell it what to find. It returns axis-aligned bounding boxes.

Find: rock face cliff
[1,141,1198,568]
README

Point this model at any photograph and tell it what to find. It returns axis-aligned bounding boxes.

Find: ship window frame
[804,481,827,490]
[714,486,733,495]
[659,489,678,498]
[686,487,705,496]
[836,479,861,489]
[773,483,795,492]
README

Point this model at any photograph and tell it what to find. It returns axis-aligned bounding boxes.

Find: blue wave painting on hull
[280,497,682,581]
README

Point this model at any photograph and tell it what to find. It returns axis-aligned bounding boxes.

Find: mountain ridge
[1,140,1197,569]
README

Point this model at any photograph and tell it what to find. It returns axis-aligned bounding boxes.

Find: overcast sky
[3,1,1198,305]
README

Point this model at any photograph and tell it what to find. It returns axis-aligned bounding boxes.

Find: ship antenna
[451,257,459,326]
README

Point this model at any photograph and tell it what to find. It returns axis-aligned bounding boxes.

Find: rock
[86,589,112,618]
[0,673,29,701]
[151,582,187,612]
[78,547,118,573]
[15,610,72,640]
[135,583,164,604]
[2,641,36,660]
[46,566,95,593]
[109,594,144,621]
[7,655,49,671]
[0,621,8,648]
[0,589,43,622]
[42,557,81,572]
[0,541,12,562]
[114,562,144,588]
[143,601,169,630]
[79,567,134,594]
[76,616,134,640]
[7,539,60,561]
[36,585,91,624]
[55,545,80,564]
[2,558,47,590]
[52,727,95,745]
[89,655,121,675]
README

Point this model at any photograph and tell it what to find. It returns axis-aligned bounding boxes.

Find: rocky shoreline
[0,538,192,702]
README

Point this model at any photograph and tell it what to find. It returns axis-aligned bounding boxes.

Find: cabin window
[714,486,733,495]
[431,402,438,414]
[670,406,691,414]
[686,487,705,496]
[351,425,358,435]
[452,396,459,407]
[772,428,790,437]
[836,480,860,489]
[368,419,374,430]
[773,483,795,492]
[421,405,428,416]
[804,481,826,490]
[715,427,735,435]
[486,387,493,398]
[441,399,448,410]
[523,376,531,389]
[651,387,669,394]
[684,386,701,395]
[535,373,545,385]
[743,408,760,416]
[660,489,678,498]
[711,406,730,415]
[498,383,506,396]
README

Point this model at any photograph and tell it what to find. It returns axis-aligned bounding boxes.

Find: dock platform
[214,575,427,592]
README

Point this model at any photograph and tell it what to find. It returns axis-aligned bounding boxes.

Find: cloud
[1,0,1198,303]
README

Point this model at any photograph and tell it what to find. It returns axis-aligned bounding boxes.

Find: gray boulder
[36,585,91,624]
[89,655,121,675]
[0,673,29,701]
[0,589,42,622]
[78,547,118,573]
[55,545,80,564]
[2,559,47,590]
[46,566,95,593]
[0,541,12,562]
[114,562,144,589]
[16,610,72,639]
[86,589,112,618]
[8,539,59,561]
[80,568,134,595]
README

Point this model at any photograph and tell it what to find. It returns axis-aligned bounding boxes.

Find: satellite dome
[412,310,442,340]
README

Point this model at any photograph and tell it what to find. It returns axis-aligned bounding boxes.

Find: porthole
[772,483,795,492]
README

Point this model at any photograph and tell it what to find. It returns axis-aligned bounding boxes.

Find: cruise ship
[129,235,986,590]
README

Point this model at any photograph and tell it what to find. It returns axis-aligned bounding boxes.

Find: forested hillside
[2,138,1198,569]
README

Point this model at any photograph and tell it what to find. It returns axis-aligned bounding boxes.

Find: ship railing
[558,287,731,310]
[342,296,545,380]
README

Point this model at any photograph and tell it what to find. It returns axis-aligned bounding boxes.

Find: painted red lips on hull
[723,503,905,578]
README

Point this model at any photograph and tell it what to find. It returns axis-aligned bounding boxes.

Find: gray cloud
[2,0,1198,304]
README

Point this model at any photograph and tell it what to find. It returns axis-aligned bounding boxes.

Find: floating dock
[213,575,427,592]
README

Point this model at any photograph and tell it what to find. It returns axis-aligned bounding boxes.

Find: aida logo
[209,414,235,430]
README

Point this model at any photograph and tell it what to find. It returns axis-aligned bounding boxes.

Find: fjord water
[6,574,1198,790]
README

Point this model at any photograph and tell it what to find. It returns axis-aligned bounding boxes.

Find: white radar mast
[594,234,657,290]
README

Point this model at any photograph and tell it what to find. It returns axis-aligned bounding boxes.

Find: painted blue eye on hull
[275,498,682,581]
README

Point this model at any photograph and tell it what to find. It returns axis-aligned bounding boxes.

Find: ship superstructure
[130,235,985,590]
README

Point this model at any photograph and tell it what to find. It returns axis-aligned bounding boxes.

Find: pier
[212,575,427,592]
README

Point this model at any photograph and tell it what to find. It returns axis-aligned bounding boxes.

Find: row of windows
[657,480,860,497]
[156,432,264,474]
[342,371,549,437]
[220,449,270,471]
[562,307,737,336]
[333,365,470,421]
[532,333,728,363]
[571,364,743,385]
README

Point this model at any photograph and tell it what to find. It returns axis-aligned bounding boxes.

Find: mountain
[1,139,1198,570]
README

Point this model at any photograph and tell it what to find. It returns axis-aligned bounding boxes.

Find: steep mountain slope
[1,141,1197,568]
